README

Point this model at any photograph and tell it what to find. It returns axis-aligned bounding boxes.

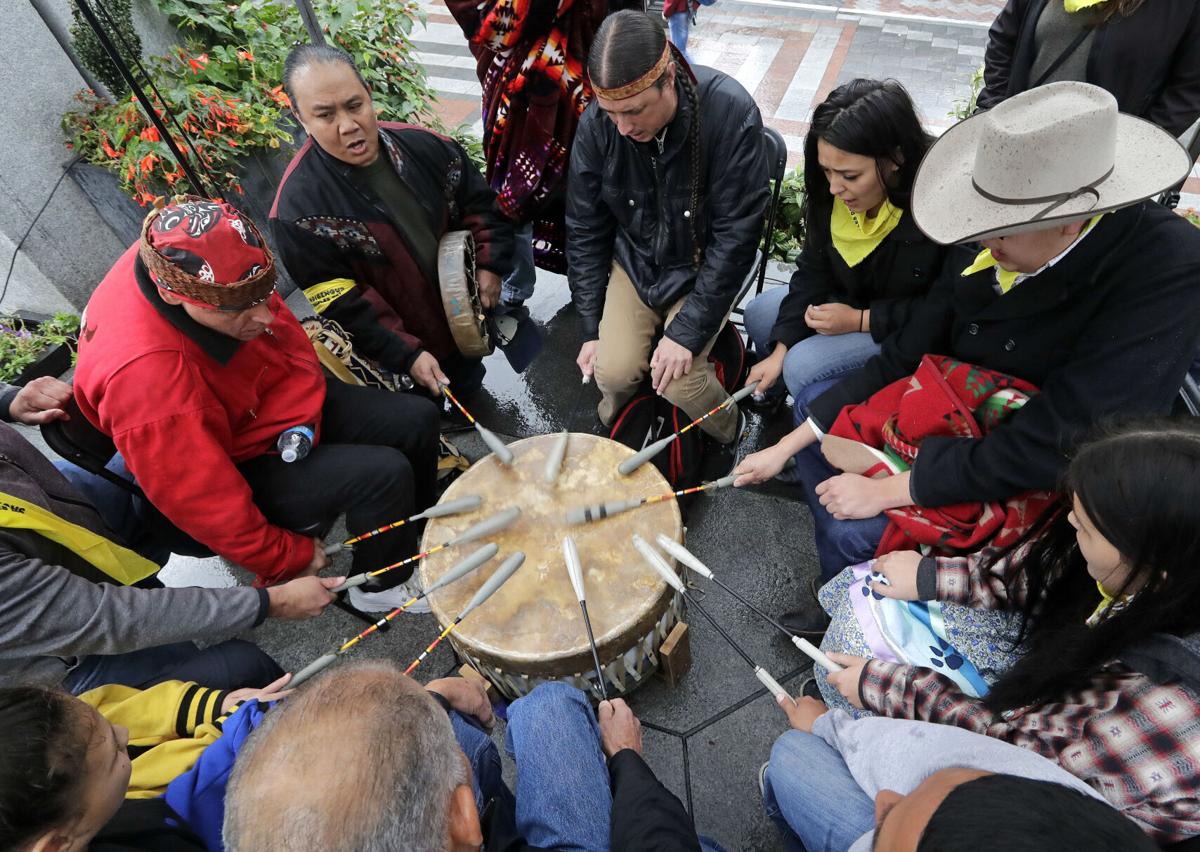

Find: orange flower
[236,49,255,62]
[101,138,120,159]
[137,190,158,206]
[187,53,209,74]
[139,153,157,174]
[139,126,160,142]
[267,85,291,108]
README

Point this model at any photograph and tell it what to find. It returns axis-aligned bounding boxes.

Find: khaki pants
[594,264,737,443]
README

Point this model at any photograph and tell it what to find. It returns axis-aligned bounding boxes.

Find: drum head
[420,433,683,676]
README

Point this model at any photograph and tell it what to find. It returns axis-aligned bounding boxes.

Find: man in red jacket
[74,198,440,612]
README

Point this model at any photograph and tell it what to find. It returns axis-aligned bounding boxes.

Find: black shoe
[779,609,830,639]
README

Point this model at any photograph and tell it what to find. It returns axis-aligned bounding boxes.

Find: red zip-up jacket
[74,244,325,583]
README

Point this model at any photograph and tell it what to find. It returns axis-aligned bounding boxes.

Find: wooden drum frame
[419,433,684,700]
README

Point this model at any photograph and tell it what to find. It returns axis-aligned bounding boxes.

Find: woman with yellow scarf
[744,79,946,415]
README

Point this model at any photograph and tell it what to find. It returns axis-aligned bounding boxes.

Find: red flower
[101,138,120,159]
[267,85,291,108]
[187,53,209,74]
[236,49,255,62]
[139,126,160,142]
[139,153,157,174]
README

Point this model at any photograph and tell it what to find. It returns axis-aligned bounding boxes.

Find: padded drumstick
[631,535,789,698]
[290,544,500,687]
[404,551,527,675]
[440,383,514,466]
[332,508,520,592]
[565,474,738,525]
[544,431,570,484]
[564,536,608,700]
[617,381,760,476]
[654,535,844,673]
[324,495,484,555]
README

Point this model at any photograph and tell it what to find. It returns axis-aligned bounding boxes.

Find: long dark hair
[984,419,1200,712]
[802,78,932,236]
[588,10,702,267]
[282,43,370,113]
[0,686,90,848]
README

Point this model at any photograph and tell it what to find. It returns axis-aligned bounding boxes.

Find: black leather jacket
[566,65,769,354]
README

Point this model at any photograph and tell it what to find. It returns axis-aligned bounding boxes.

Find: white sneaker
[349,576,432,614]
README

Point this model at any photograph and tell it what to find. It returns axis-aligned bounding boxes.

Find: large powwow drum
[420,433,684,700]
[437,230,494,358]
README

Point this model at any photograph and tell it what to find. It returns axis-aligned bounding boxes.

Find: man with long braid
[568,10,769,446]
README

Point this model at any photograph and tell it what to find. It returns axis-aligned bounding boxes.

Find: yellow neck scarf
[1064,0,1106,12]
[960,214,1105,294]
[1086,579,1134,627]
[830,198,903,268]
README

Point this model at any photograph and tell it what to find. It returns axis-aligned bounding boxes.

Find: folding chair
[731,125,789,328]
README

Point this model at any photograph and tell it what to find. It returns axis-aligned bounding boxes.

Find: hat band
[971,165,1114,222]
[592,42,672,101]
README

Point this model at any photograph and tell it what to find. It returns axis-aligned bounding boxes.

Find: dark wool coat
[809,202,1200,508]
[978,0,1200,137]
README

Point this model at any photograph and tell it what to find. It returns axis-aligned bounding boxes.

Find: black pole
[70,0,212,198]
[293,0,326,45]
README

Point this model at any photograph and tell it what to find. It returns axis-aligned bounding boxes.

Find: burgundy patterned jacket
[271,123,513,371]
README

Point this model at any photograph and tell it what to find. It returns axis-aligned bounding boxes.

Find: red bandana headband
[592,41,673,101]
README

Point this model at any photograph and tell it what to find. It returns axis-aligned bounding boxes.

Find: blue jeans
[667,11,692,62]
[450,682,612,852]
[502,221,537,306]
[744,286,881,401]
[789,441,888,581]
[63,639,283,695]
[762,730,876,852]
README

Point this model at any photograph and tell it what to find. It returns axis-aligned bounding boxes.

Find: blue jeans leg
[790,443,888,581]
[667,12,691,62]
[743,286,789,356]
[505,682,612,852]
[762,730,877,852]
[63,639,283,695]
[780,333,880,402]
[501,221,536,305]
[450,711,507,812]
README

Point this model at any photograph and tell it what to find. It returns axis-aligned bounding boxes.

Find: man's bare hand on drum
[650,337,693,395]
[478,269,501,310]
[576,340,598,382]
[427,676,494,729]
[598,698,643,757]
[410,352,450,395]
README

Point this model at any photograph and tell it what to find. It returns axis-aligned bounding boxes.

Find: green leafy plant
[69,0,143,98]
[766,167,807,262]
[1179,207,1200,228]
[62,0,438,205]
[948,66,985,121]
[452,127,487,175]
[0,314,81,384]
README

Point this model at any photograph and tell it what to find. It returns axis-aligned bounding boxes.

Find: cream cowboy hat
[911,81,1192,244]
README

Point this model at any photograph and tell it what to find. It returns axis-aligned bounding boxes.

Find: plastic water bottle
[277,425,314,463]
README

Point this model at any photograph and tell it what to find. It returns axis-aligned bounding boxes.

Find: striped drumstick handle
[404,619,461,675]
[677,380,760,436]
[366,542,448,579]
[339,595,424,651]
[439,384,475,424]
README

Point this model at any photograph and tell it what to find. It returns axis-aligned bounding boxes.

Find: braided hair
[802,78,933,239]
[588,11,704,267]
